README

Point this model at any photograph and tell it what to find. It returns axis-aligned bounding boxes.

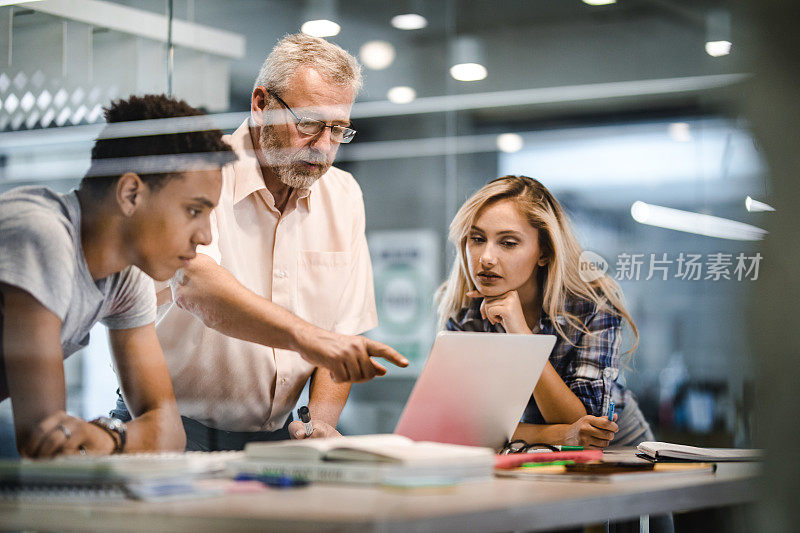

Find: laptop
[394,331,555,450]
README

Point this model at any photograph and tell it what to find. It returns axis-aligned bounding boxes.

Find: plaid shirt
[445,296,626,424]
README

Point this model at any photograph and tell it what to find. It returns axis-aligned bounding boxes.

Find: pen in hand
[607,400,616,422]
[298,406,313,437]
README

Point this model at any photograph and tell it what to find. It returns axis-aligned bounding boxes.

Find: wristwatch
[90,416,127,454]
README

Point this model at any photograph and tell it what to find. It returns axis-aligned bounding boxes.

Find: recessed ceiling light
[387,86,416,104]
[360,40,396,70]
[450,63,487,82]
[582,0,616,5]
[301,19,340,37]
[496,133,524,153]
[391,13,427,30]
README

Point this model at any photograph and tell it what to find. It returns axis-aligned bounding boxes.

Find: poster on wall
[367,229,439,376]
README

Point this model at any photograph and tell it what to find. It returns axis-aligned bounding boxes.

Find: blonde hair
[436,175,639,354]
[253,33,362,95]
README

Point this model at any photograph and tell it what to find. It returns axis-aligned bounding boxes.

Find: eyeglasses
[499,440,560,455]
[267,90,357,144]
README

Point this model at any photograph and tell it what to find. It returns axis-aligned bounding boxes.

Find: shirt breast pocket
[296,250,351,331]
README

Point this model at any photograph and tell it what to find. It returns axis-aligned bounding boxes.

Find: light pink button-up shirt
[155,120,378,432]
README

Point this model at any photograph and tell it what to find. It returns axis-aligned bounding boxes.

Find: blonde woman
[437,175,653,448]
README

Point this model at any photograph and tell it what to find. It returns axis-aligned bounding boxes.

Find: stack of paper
[231,434,495,487]
[0,451,243,502]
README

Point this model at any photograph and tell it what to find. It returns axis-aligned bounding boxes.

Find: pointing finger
[365,339,408,367]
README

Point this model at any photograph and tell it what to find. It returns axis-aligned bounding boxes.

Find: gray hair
[253,33,362,96]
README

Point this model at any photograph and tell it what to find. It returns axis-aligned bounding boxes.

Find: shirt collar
[230,119,266,205]
[230,119,314,212]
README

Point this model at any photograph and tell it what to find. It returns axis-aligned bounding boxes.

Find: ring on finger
[57,423,72,439]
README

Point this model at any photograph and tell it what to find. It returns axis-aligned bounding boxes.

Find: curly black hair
[79,94,236,198]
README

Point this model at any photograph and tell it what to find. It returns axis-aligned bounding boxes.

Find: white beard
[259,126,331,190]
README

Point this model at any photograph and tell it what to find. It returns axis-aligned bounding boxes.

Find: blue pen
[607,400,615,421]
[234,473,310,488]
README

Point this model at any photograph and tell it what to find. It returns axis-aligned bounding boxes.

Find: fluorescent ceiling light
[391,13,427,30]
[0,0,44,5]
[301,19,340,37]
[631,201,767,241]
[496,133,523,153]
[387,86,416,104]
[705,40,732,57]
[745,196,775,212]
[359,40,395,70]
[583,0,616,5]
[450,63,487,82]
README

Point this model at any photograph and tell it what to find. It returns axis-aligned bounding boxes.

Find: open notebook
[245,434,493,465]
[637,442,762,462]
[237,435,495,486]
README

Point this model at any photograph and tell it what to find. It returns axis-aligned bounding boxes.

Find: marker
[521,460,576,468]
[298,406,313,437]
[607,400,615,422]
[234,473,310,488]
[527,445,584,453]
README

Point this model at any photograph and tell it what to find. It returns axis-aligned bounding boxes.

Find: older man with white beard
[110,34,407,451]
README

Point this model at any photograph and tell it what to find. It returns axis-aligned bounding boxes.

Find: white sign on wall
[367,229,439,375]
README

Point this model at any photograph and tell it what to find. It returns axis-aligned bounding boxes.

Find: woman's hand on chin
[466,290,531,334]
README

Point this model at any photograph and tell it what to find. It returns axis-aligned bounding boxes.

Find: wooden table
[0,462,759,532]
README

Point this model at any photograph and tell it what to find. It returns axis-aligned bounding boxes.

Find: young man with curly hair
[0,94,235,457]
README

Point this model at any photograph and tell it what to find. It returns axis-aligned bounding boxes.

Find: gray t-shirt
[0,186,156,401]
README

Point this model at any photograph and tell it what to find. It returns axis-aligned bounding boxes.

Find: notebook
[0,451,242,502]
[394,332,555,450]
[636,442,763,462]
[239,434,495,486]
[244,434,493,465]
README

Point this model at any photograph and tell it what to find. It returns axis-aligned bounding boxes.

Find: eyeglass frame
[499,439,560,455]
[266,90,357,144]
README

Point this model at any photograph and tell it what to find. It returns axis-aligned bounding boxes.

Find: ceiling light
[496,133,524,153]
[450,63,487,82]
[302,0,340,37]
[668,122,692,142]
[450,36,487,82]
[0,0,44,5]
[391,13,427,30]
[387,86,416,104]
[301,19,340,37]
[582,0,616,5]
[631,201,767,241]
[705,41,732,57]
[706,9,732,57]
[359,40,396,70]
[745,196,775,212]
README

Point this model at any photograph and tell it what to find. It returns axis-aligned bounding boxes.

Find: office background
[0,0,766,456]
